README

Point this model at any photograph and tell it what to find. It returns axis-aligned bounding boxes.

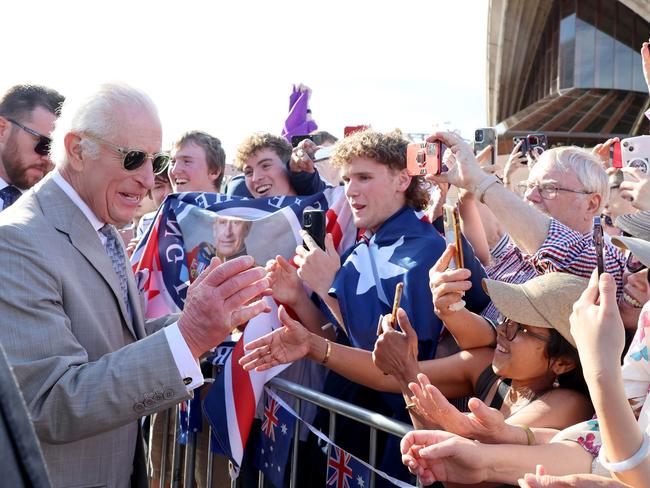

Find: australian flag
[254,394,297,488]
[327,446,370,488]
[330,206,447,359]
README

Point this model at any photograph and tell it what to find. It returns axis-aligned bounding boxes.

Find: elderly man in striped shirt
[430,132,630,323]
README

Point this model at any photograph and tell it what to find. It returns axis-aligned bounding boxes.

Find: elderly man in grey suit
[0,83,271,488]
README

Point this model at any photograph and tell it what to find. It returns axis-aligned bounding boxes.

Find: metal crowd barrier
[149,377,421,488]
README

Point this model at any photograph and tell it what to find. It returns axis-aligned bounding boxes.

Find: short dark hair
[0,84,65,121]
[309,130,338,145]
[174,131,226,190]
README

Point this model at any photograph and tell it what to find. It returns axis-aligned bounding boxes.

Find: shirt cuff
[163,323,204,391]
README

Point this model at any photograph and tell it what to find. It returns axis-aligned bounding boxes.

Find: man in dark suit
[0,84,64,211]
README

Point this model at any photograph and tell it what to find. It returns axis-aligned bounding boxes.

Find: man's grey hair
[50,83,159,166]
[539,146,610,213]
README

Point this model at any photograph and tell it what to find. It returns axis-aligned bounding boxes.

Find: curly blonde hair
[330,130,430,211]
[233,132,292,171]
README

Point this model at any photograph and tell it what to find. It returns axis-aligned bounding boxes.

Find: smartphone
[593,216,605,276]
[610,140,622,169]
[442,203,464,269]
[291,134,312,147]
[621,136,650,173]
[302,209,326,250]
[513,136,528,158]
[343,125,370,137]
[313,146,333,162]
[527,133,548,157]
[474,128,496,165]
[406,141,443,176]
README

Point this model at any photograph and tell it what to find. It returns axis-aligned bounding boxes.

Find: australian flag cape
[330,206,447,359]
[130,187,356,472]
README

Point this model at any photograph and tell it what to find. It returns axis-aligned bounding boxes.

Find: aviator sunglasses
[84,133,171,175]
[7,118,52,156]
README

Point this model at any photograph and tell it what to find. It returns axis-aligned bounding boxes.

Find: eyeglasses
[516,181,593,200]
[84,133,170,175]
[498,317,551,343]
[7,118,52,156]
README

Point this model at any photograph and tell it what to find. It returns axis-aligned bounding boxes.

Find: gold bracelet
[516,424,535,445]
[321,339,332,364]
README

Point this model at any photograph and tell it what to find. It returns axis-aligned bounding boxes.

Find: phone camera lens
[475,130,483,142]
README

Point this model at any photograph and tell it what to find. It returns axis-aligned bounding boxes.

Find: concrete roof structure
[486,0,650,151]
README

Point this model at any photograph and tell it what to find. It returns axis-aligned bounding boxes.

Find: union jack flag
[327,447,369,488]
[261,397,280,442]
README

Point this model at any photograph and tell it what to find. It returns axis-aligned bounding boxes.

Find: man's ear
[208,166,222,183]
[0,116,12,145]
[587,193,603,216]
[397,168,411,193]
[64,133,85,171]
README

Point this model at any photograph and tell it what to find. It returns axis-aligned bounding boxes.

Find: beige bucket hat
[482,273,589,348]
[611,235,650,268]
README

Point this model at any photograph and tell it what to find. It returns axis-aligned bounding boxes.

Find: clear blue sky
[1,0,489,157]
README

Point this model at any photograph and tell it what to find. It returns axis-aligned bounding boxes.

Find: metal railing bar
[160,409,170,487]
[269,377,412,437]
[369,427,377,488]
[183,432,197,487]
[289,397,301,487]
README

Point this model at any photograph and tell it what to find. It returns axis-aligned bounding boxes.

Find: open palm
[239,305,311,371]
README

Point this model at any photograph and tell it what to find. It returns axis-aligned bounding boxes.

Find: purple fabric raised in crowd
[282,85,318,142]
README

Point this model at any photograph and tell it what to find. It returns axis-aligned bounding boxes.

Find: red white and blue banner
[130,188,355,472]
[263,388,415,488]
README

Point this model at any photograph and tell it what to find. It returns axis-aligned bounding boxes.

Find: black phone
[291,134,324,147]
[474,128,496,165]
[527,133,548,156]
[593,216,605,276]
[513,136,528,160]
[302,209,326,250]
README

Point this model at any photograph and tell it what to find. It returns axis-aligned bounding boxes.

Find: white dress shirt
[52,171,203,390]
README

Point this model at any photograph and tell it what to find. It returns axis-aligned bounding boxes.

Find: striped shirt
[482,219,625,319]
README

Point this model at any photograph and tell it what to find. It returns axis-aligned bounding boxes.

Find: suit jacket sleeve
[0,223,191,444]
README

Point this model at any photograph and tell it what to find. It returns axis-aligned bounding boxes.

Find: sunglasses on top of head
[7,118,52,156]
[84,133,170,175]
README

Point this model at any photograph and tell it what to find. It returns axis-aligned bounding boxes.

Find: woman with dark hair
[240,272,594,440]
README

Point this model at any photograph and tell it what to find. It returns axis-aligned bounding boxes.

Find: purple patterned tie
[0,185,21,210]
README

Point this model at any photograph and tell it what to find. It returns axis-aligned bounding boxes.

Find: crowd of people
[1,38,650,488]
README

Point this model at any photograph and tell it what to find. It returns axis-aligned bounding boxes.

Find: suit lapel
[36,177,139,341]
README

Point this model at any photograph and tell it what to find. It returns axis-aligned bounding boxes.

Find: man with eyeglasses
[430,132,626,307]
[0,84,64,211]
[0,83,271,488]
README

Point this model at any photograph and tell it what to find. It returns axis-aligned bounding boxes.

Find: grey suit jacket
[0,176,191,488]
